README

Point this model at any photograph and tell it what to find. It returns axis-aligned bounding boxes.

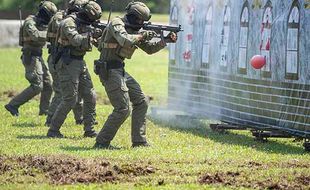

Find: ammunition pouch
[116,46,136,59]
[95,60,124,80]
[94,59,108,80]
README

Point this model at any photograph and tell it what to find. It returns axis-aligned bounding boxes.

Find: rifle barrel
[19,6,22,26]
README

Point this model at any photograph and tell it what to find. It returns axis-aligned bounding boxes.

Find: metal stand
[210,123,247,134]
[251,130,292,142]
[304,139,310,152]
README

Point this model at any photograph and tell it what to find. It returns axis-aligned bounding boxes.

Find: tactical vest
[20,15,47,49]
[99,17,137,60]
[47,11,64,47]
[56,14,92,55]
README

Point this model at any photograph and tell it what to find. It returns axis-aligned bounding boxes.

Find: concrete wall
[0,20,21,47]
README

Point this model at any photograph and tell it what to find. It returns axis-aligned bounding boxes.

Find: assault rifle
[126,22,183,42]
[92,21,107,31]
[142,22,183,35]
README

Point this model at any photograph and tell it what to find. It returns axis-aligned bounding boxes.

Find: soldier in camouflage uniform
[94,2,177,149]
[47,1,102,138]
[45,0,90,127]
[5,1,57,116]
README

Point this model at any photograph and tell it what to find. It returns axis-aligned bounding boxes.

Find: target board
[168,0,310,137]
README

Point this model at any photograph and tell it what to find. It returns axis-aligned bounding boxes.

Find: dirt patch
[198,171,309,190]
[198,171,240,185]
[296,176,310,186]
[238,161,264,168]
[0,90,17,99]
[113,164,155,176]
[0,155,156,185]
[277,160,310,169]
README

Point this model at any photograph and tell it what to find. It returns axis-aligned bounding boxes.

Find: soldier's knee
[118,107,131,120]
[64,96,78,108]
[31,83,43,94]
[133,98,149,111]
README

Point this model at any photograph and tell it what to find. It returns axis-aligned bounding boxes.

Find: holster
[94,59,108,80]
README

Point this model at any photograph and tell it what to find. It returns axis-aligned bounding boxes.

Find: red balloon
[250,55,266,69]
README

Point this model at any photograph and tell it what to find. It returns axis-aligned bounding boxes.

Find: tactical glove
[164,32,178,43]
[141,30,157,41]
[92,28,103,39]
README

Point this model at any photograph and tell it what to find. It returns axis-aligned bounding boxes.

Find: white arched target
[220,5,231,70]
[286,1,300,80]
[238,1,249,74]
[169,3,178,63]
[260,1,272,77]
[201,5,213,68]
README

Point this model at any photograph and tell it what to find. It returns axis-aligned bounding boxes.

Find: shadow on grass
[60,145,125,152]
[60,146,94,152]
[12,122,38,128]
[149,117,306,155]
[16,135,83,140]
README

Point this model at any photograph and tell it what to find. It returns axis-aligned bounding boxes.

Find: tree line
[0,0,170,14]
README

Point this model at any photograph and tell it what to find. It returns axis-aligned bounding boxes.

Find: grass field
[0,48,309,190]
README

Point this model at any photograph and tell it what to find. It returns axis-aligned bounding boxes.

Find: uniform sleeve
[62,19,90,50]
[24,20,47,42]
[137,40,166,55]
[109,18,141,47]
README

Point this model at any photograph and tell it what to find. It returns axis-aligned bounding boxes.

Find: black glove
[164,32,178,43]
[92,28,103,39]
[141,30,157,41]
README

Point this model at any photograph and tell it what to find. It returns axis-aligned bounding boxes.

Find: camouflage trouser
[47,55,83,122]
[96,68,148,144]
[9,53,52,114]
[50,56,96,132]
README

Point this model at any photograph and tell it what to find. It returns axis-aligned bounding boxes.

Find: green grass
[0,48,309,189]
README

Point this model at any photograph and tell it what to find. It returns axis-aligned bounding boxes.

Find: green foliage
[0,0,170,14]
[0,48,309,189]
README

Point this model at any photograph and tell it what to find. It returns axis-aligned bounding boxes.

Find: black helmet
[67,0,89,14]
[77,1,102,24]
[37,1,57,25]
[125,1,151,21]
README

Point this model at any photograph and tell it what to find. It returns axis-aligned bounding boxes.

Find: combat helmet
[78,1,102,23]
[67,0,89,14]
[37,1,58,24]
[125,1,151,22]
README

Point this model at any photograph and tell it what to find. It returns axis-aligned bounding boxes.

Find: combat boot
[84,130,97,138]
[4,104,19,117]
[45,115,53,127]
[132,142,151,148]
[75,119,83,125]
[47,129,64,138]
[39,110,48,116]
[93,142,121,150]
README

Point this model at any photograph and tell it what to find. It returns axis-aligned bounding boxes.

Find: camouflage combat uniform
[47,13,97,137]
[46,11,83,125]
[95,16,166,146]
[7,15,53,115]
